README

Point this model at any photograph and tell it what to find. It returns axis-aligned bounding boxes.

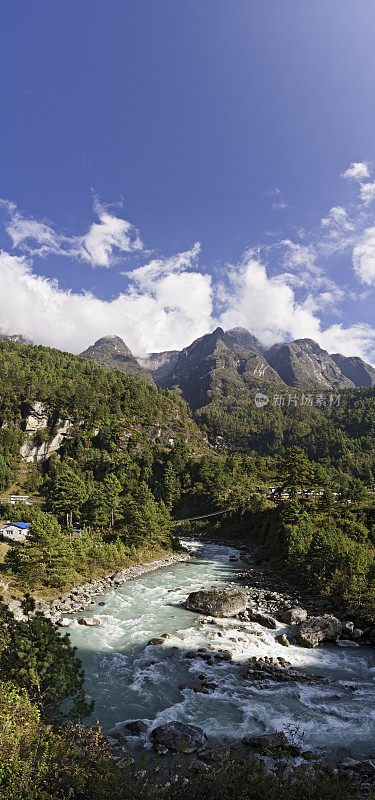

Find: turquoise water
[68,541,375,758]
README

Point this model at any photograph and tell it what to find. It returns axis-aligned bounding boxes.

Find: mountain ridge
[2,328,375,400]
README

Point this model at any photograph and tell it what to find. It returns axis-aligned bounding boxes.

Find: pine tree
[44,464,87,525]
[12,510,74,589]
[0,595,94,722]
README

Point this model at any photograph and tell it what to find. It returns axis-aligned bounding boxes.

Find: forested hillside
[197,386,375,485]
[0,338,374,617]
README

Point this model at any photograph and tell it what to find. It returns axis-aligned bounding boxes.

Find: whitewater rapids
[67,541,375,758]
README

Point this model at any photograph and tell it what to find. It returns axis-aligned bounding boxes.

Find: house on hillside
[0,522,30,543]
[10,495,37,506]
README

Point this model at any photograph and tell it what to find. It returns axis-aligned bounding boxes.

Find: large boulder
[126,720,148,735]
[248,610,277,629]
[296,615,341,648]
[282,607,308,625]
[57,618,71,627]
[185,588,247,618]
[151,721,207,752]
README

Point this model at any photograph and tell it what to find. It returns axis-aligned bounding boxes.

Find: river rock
[147,638,165,646]
[276,633,290,647]
[282,607,308,625]
[57,618,71,627]
[245,656,326,685]
[151,721,207,752]
[185,588,247,618]
[296,615,342,648]
[77,617,100,626]
[336,640,359,648]
[342,621,354,634]
[248,610,277,629]
[126,720,148,734]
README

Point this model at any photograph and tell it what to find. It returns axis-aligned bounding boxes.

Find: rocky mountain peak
[266,339,355,388]
[80,335,154,384]
[224,327,264,354]
[90,335,133,356]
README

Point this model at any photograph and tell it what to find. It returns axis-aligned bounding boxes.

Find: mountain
[160,327,283,409]
[331,353,375,387]
[223,327,264,354]
[80,335,154,384]
[0,333,33,345]
[266,339,355,389]
[78,329,375,407]
[144,329,375,411]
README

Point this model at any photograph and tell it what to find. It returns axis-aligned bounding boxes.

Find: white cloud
[219,255,375,362]
[0,248,214,356]
[78,201,143,267]
[0,182,375,367]
[342,161,370,181]
[353,226,375,285]
[0,244,373,365]
[359,181,375,205]
[272,200,288,210]
[280,240,318,275]
[2,199,142,267]
[127,242,201,288]
[321,205,354,231]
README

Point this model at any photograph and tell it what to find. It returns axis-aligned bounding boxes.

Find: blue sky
[0,0,375,361]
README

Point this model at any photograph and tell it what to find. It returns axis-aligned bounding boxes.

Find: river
[68,540,375,759]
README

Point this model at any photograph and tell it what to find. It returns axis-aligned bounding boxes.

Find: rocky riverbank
[235,544,375,648]
[110,722,375,795]
[196,539,375,648]
[6,550,192,623]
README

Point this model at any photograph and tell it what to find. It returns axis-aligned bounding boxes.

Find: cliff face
[223,327,264,354]
[0,333,33,345]
[265,339,355,389]
[19,402,73,464]
[331,353,375,387]
[138,351,179,383]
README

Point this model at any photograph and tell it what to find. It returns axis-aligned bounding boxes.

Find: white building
[10,495,37,506]
[0,522,30,543]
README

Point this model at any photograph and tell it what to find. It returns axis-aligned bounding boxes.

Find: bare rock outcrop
[20,415,73,463]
